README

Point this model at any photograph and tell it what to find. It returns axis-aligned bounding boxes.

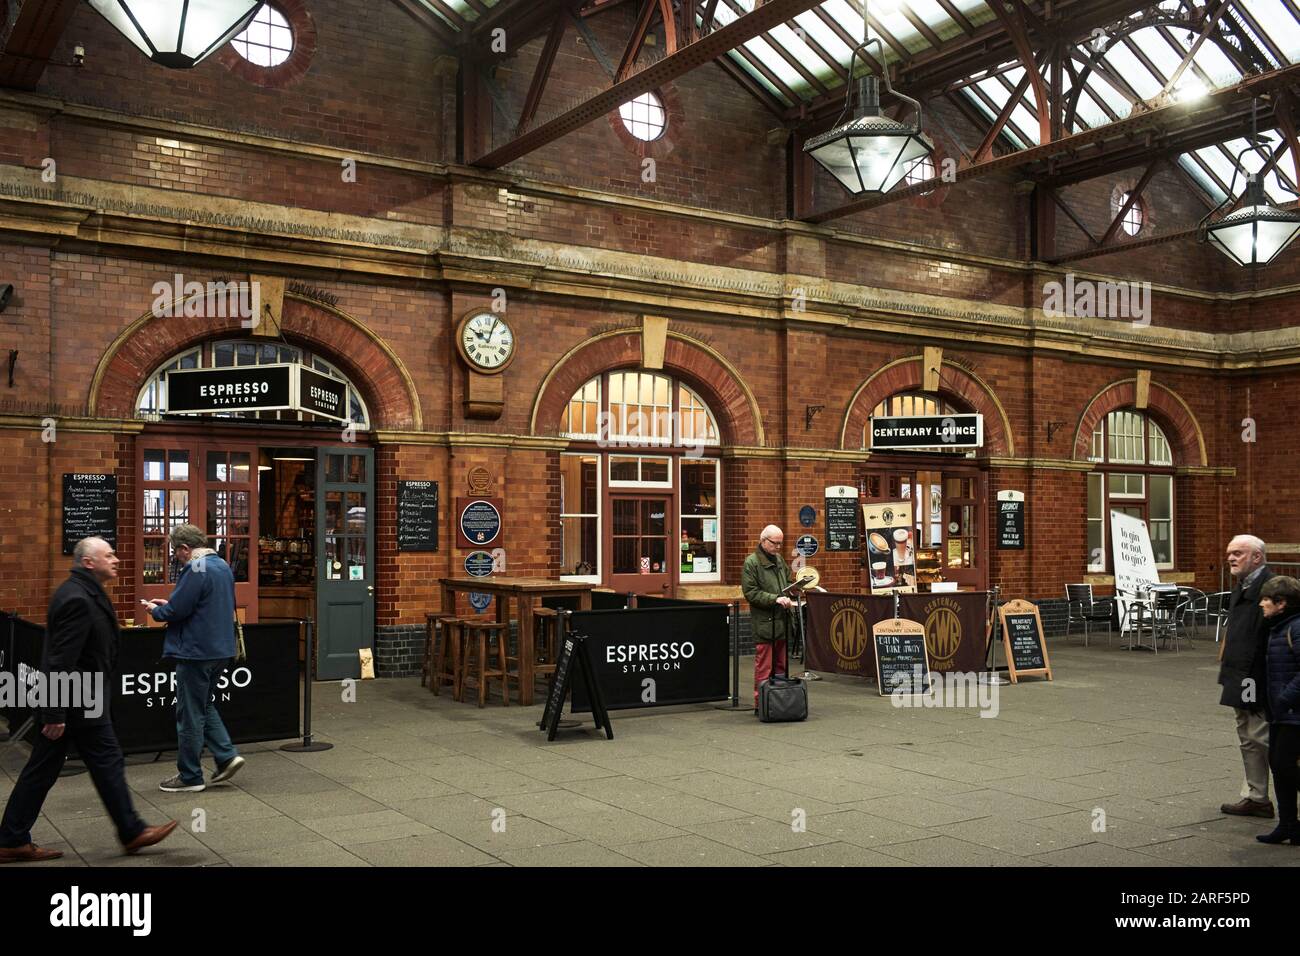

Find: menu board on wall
[997,490,1025,549]
[396,481,439,552]
[62,474,118,555]
[825,485,860,552]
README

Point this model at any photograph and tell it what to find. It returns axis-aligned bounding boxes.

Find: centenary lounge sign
[164,364,349,422]
[869,414,983,450]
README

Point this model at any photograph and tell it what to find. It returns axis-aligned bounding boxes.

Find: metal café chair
[1177,586,1208,638]
[1150,585,1188,651]
[1205,591,1232,643]
[1065,583,1114,647]
[1118,588,1156,652]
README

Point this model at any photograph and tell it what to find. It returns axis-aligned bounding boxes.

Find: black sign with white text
[998,498,1025,549]
[61,473,118,554]
[825,488,859,552]
[166,365,293,415]
[568,604,730,711]
[297,365,350,422]
[870,414,983,450]
[397,481,439,552]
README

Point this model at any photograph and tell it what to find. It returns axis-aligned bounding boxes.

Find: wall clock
[456,311,516,373]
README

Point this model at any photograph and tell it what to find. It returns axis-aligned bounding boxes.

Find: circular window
[232,4,294,67]
[1119,191,1144,236]
[619,92,667,142]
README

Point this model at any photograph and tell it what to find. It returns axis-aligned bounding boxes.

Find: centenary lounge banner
[805,591,987,681]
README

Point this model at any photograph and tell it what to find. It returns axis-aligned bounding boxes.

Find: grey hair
[72,536,108,565]
[169,523,208,549]
[1231,534,1267,559]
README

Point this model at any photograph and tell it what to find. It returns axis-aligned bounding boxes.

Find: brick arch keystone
[840,356,1014,457]
[530,330,763,446]
[90,294,422,429]
[1073,379,1206,467]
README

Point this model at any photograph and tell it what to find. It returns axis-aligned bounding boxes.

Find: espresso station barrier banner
[2,616,300,754]
[568,603,730,711]
[804,591,988,682]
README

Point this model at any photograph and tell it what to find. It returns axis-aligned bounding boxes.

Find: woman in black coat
[1256,575,1300,844]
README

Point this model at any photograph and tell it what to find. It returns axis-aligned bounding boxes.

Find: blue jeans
[175,659,238,785]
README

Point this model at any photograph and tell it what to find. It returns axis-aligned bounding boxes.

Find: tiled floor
[4,635,1298,866]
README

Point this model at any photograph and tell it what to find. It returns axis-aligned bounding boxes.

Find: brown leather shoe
[0,843,64,864]
[1221,798,1275,818]
[122,821,177,855]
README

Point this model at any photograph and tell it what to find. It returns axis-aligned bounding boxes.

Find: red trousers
[754,640,788,705]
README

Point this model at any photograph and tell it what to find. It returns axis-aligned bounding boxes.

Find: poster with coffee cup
[862,501,916,594]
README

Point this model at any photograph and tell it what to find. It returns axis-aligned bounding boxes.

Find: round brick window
[215,0,316,89]
[608,84,683,159]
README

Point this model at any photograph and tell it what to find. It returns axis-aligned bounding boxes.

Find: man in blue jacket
[142,524,245,793]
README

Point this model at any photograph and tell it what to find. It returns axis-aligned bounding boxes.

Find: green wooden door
[316,448,375,680]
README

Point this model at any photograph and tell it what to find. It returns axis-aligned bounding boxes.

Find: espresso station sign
[165,364,350,422]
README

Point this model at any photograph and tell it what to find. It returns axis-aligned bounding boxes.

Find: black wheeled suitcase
[758,664,808,722]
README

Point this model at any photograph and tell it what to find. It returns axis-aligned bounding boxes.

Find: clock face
[460,313,514,370]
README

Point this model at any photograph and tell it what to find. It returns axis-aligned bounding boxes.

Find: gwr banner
[805,591,988,681]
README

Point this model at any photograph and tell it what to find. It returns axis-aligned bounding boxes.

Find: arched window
[1087,409,1174,570]
[136,339,370,428]
[559,372,721,586]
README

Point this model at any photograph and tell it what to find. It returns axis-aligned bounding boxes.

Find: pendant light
[88,0,265,69]
[1199,100,1300,267]
[803,0,934,195]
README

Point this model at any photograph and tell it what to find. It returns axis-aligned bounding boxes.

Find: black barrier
[590,591,630,611]
[2,614,300,755]
[569,604,730,711]
[2,614,45,739]
[113,623,300,754]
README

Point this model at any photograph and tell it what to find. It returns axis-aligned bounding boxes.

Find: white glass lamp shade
[89,0,265,69]
[1205,201,1300,267]
[805,114,934,195]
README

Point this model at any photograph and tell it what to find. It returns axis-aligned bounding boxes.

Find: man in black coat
[1217,534,1275,818]
[0,537,176,862]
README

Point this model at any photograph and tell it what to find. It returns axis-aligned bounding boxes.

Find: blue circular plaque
[799,505,816,527]
[460,500,501,546]
[795,534,819,558]
[469,592,492,612]
[463,551,494,577]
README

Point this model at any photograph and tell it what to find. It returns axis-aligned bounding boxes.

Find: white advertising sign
[1109,509,1160,595]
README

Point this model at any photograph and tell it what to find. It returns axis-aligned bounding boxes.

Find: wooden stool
[531,607,562,686]
[430,615,466,698]
[461,621,511,707]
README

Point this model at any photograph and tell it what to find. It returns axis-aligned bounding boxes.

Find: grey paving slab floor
[3,637,1298,867]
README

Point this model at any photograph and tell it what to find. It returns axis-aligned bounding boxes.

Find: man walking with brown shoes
[1218,534,1276,819]
[0,537,177,862]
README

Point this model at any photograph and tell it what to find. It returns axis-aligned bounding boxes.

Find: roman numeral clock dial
[456,312,517,374]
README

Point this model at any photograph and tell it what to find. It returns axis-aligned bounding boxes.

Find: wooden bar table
[439,576,594,705]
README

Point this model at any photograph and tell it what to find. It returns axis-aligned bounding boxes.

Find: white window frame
[607,455,673,489]
[560,453,602,584]
[1087,473,1106,572]
[679,458,721,584]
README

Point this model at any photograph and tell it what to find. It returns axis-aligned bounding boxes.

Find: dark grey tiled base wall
[374,598,1073,677]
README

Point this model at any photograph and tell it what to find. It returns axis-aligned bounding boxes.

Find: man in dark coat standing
[0,537,177,862]
[1218,534,1275,818]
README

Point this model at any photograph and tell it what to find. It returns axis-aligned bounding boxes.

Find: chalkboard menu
[997,491,1025,550]
[998,599,1052,682]
[62,474,118,554]
[872,619,930,697]
[825,485,860,552]
[396,481,438,552]
[538,634,612,742]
